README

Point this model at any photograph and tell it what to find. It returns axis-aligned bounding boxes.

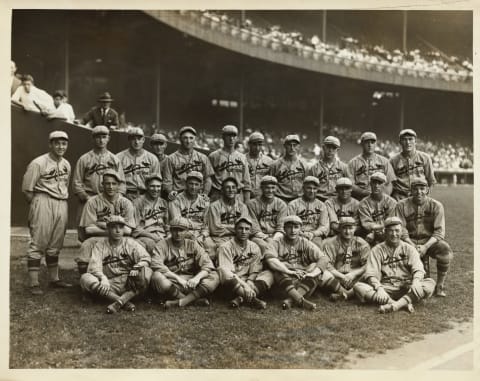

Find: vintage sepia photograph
[7,2,475,373]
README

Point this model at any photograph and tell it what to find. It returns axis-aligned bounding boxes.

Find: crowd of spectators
[181,10,473,83]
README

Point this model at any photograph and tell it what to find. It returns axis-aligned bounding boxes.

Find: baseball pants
[273,270,339,297]
[80,267,153,296]
[425,240,453,275]
[151,271,219,298]
[218,268,274,297]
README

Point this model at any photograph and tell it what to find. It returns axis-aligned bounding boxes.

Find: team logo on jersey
[123,161,151,175]
[297,208,324,225]
[276,166,305,182]
[384,250,408,270]
[395,161,425,178]
[220,211,242,224]
[355,164,385,178]
[313,166,343,184]
[86,161,116,176]
[180,205,206,222]
[248,161,270,177]
[281,247,303,265]
[102,251,130,268]
[168,254,195,274]
[176,160,204,176]
[335,209,355,218]
[371,208,388,221]
[215,159,245,173]
[43,166,69,181]
[143,207,167,226]
[258,209,279,224]
[97,206,113,221]
[234,251,256,267]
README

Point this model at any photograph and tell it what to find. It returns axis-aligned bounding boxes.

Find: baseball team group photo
[9,8,474,370]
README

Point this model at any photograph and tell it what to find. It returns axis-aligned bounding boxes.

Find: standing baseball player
[270,134,307,203]
[149,133,168,167]
[321,217,370,301]
[395,178,452,297]
[287,176,329,247]
[348,132,396,200]
[80,215,152,314]
[208,125,251,202]
[22,131,72,295]
[265,216,336,310]
[324,177,360,236]
[353,217,436,313]
[246,132,273,199]
[306,136,351,202]
[132,174,169,254]
[217,217,274,309]
[358,172,397,245]
[390,129,436,200]
[168,171,210,245]
[150,217,219,308]
[162,126,213,200]
[117,127,161,201]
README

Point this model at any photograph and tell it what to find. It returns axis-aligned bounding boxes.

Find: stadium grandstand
[11,9,473,226]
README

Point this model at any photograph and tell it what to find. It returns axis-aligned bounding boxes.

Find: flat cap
[222,125,238,135]
[248,132,265,143]
[260,175,278,186]
[360,132,377,142]
[283,215,303,226]
[127,127,144,137]
[145,174,162,184]
[370,172,387,183]
[338,216,357,227]
[179,126,197,136]
[106,215,126,226]
[235,216,253,227]
[150,133,167,143]
[222,176,238,187]
[384,216,403,228]
[170,217,192,230]
[186,171,204,181]
[92,125,110,135]
[335,177,353,188]
[304,176,320,186]
[323,136,341,147]
[102,169,123,182]
[49,131,69,141]
[399,129,417,138]
[411,177,428,188]
[284,134,301,144]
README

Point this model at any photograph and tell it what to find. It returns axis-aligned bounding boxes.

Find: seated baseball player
[353,216,436,313]
[76,170,136,274]
[150,217,219,309]
[132,174,169,254]
[217,217,274,309]
[265,215,337,310]
[247,175,287,250]
[358,172,397,245]
[324,177,360,236]
[168,171,210,246]
[79,215,152,314]
[321,217,370,301]
[287,176,329,247]
[395,178,452,297]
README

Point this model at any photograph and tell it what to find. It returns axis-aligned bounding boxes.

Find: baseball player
[22,131,72,295]
[162,126,214,200]
[287,176,329,247]
[358,172,397,245]
[80,215,152,314]
[270,134,307,203]
[246,132,273,199]
[150,217,219,308]
[117,127,161,201]
[348,132,396,200]
[306,136,352,202]
[217,217,274,309]
[132,174,169,254]
[208,125,251,203]
[395,178,452,297]
[265,215,337,310]
[353,217,436,313]
[168,171,210,245]
[321,217,370,301]
[324,177,360,236]
[149,133,168,167]
[390,129,436,200]
[76,170,136,274]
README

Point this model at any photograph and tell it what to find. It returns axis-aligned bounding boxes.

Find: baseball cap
[370,172,387,183]
[303,176,320,186]
[222,125,238,135]
[170,217,192,230]
[360,132,377,142]
[92,125,110,136]
[410,177,428,188]
[235,216,253,227]
[145,174,162,184]
[248,132,265,143]
[186,171,204,182]
[384,216,403,228]
[323,136,341,148]
[335,177,353,188]
[260,175,278,186]
[338,216,356,227]
[49,131,69,141]
[283,215,303,226]
[127,127,144,137]
[284,134,301,144]
[222,177,238,187]
[106,215,126,226]
[399,129,417,139]
[102,169,122,182]
[150,133,167,143]
[179,126,197,136]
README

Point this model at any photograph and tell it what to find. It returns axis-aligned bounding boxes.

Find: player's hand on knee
[98,279,110,296]
[129,269,139,277]
[291,269,305,279]
[342,273,355,289]
[243,286,255,302]
[186,278,200,289]
[376,288,390,304]
[416,245,427,258]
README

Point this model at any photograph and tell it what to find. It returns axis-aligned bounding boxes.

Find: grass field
[9,186,474,369]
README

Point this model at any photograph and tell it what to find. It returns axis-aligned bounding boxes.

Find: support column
[155,64,161,132]
[64,19,70,96]
[239,71,245,137]
[399,91,405,131]
[322,10,327,42]
[319,79,325,143]
[402,11,408,52]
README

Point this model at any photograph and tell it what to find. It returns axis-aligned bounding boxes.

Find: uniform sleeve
[305,240,329,271]
[406,245,425,281]
[79,198,98,227]
[22,161,41,193]
[286,200,296,216]
[115,157,127,194]
[206,203,230,237]
[432,201,446,241]
[150,241,170,272]
[347,159,356,183]
[357,239,371,266]
[162,156,174,193]
[363,246,383,283]
[217,242,235,273]
[194,242,215,272]
[247,244,263,280]
[123,199,137,229]
[241,156,251,192]
[72,157,87,195]
[385,160,397,183]
[275,201,288,233]
[168,199,181,223]
[150,155,162,178]
[358,200,375,232]
[394,202,410,240]
[313,202,330,237]
[131,240,152,267]
[202,154,215,177]
[321,240,336,272]
[342,161,354,181]
[87,244,105,277]
[424,154,437,186]
[385,197,398,218]
[133,199,144,229]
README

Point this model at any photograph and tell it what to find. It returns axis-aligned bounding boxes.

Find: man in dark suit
[81,92,119,129]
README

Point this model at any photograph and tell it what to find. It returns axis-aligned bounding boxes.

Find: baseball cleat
[250,297,267,310]
[30,285,44,296]
[230,296,244,308]
[378,303,397,314]
[106,300,123,314]
[281,298,293,310]
[49,280,73,288]
[435,285,447,297]
[123,301,136,312]
[299,297,316,311]
[164,300,180,309]
[195,298,210,307]
[406,303,415,313]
